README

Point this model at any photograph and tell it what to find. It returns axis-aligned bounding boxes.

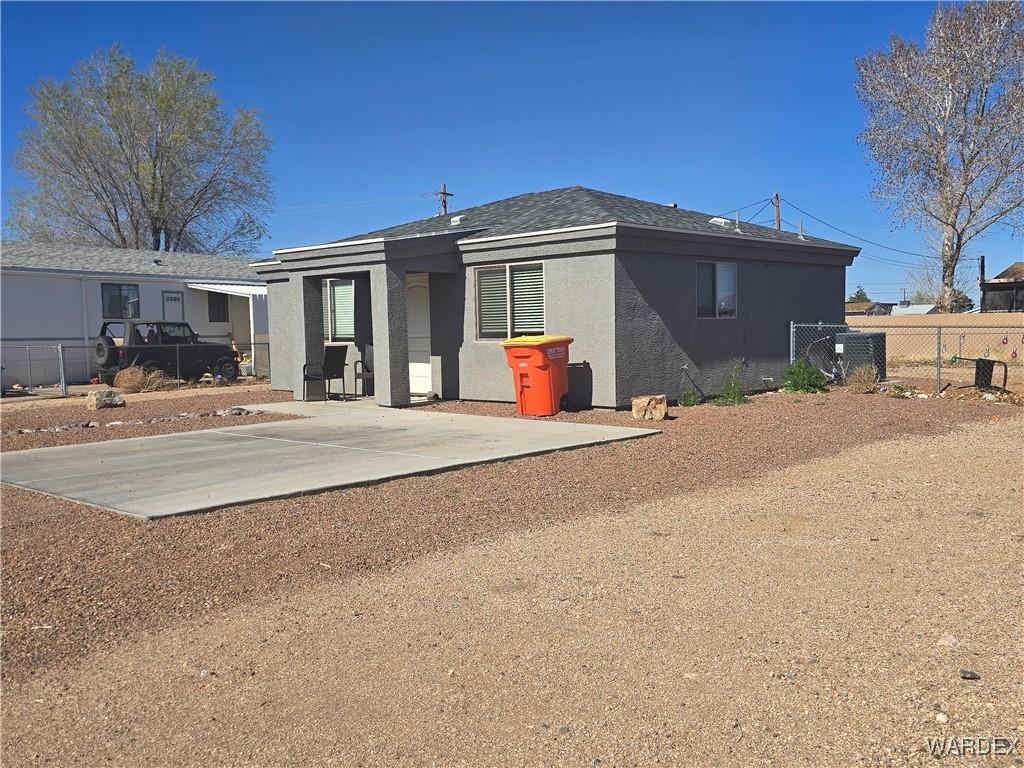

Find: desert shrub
[782,359,827,393]
[844,363,878,393]
[113,366,173,394]
[678,389,703,407]
[713,362,750,406]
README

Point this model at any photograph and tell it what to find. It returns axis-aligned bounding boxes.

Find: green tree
[7,46,272,254]
[855,2,1024,312]
[847,285,871,303]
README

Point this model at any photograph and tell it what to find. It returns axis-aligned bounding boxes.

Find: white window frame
[323,278,356,343]
[474,262,546,341]
[696,261,738,320]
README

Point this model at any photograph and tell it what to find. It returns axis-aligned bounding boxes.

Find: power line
[781,197,934,259]
[715,198,771,218]
[746,200,773,223]
[781,197,979,264]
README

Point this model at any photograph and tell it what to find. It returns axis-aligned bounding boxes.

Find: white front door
[163,291,184,322]
[406,274,432,394]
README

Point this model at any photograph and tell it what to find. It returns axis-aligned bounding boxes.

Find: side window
[475,263,544,339]
[161,324,193,344]
[510,264,544,336]
[208,292,229,323]
[322,279,355,341]
[102,283,140,319]
[696,262,737,319]
[476,267,509,339]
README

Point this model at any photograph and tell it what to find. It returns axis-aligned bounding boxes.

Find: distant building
[890,303,939,316]
[979,261,1024,312]
[844,300,894,316]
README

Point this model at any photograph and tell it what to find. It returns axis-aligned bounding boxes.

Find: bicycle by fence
[790,321,1024,395]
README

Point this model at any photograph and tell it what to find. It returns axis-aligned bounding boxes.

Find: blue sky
[2,2,1020,302]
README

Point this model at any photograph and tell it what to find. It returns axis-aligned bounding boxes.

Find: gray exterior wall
[259,222,853,408]
[614,252,846,406]
[457,252,617,407]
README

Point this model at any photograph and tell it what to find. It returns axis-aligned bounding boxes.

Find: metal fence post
[176,344,181,388]
[57,344,68,396]
[789,321,795,365]
[935,326,942,396]
[26,347,33,389]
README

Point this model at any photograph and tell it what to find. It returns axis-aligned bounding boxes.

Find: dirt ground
[0,386,295,451]
[2,405,1021,766]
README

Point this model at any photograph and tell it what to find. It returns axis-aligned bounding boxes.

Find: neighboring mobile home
[0,241,269,388]
[257,187,859,408]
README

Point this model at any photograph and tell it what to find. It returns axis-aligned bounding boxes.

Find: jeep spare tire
[93,336,117,367]
[216,357,239,381]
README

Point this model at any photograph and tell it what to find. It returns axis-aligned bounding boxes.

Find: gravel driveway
[2,413,1020,767]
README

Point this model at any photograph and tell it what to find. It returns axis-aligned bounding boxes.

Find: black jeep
[94,321,240,385]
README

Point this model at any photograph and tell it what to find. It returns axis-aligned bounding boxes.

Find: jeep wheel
[216,357,239,382]
[99,371,116,386]
[140,360,162,373]
[93,336,117,367]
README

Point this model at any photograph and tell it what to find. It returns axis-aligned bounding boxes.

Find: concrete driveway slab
[1,401,656,519]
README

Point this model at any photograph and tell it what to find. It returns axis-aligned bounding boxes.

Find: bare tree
[905,257,975,311]
[855,2,1024,312]
[7,46,272,255]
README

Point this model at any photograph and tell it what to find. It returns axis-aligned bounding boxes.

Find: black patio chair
[354,344,374,397]
[303,345,348,401]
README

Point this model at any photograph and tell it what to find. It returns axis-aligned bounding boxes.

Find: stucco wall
[266,279,301,394]
[614,252,846,404]
[458,252,618,407]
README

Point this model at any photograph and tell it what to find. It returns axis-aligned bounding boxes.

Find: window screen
[716,263,737,317]
[476,267,509,339]
[510,264,544,335]
[102,283,140,319]
[331,280,355,339]
[322,279,355,341]
[208,292,230,322]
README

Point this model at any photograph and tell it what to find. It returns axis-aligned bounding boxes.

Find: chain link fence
[791,322,1024,394]
[1,342,271,396]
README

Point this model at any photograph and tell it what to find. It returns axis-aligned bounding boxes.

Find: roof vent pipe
[798,220,806,240]
[734,212,742,233]
[450,215,463,226]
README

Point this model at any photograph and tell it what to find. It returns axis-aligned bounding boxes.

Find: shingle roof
[991,261,1024,281]
[332,186,857,251]
[844,301,875,313]
[0,241,261,282]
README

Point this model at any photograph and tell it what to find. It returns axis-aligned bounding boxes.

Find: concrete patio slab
[0,401,657,519]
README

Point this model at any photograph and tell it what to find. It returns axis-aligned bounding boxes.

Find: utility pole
[773,192,781,231]
[436,183,454,216]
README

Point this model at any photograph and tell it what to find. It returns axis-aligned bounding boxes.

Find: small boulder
[86,389,125,410]
[631,394,668,421]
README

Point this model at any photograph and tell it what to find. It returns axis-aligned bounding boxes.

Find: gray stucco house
[255,187,859,408]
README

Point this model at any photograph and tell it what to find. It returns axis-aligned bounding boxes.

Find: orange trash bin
[501,335,574,416]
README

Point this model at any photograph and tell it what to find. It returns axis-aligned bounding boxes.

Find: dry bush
[113,366,174,394]
[845,364,879,393]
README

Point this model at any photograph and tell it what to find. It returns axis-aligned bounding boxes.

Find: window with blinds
[475,263,544,339]
[322,278,355,340]
[510,264,544,335]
